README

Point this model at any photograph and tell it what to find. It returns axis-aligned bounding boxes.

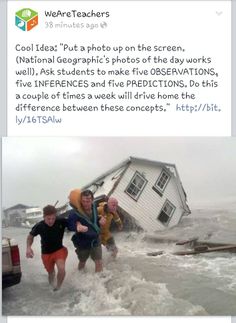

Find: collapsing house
[82,157,191,232]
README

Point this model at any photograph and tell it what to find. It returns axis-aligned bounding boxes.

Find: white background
[7,316,233,323]
[7,1,231,136]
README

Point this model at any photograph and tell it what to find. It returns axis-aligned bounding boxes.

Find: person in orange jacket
[97,197,123,258]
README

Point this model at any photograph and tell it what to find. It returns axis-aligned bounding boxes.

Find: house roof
[82,156,190,213]
[4,204,32,212]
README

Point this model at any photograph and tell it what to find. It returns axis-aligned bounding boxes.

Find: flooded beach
[2,205,236,316]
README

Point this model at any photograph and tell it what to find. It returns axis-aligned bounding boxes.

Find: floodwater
[2,205,236,316]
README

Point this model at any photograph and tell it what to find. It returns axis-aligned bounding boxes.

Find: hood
[68,189,86,216]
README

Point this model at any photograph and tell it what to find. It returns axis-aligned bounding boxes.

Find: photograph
[2,136,236,315]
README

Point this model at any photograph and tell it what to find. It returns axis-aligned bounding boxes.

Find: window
[154,170,170,195]
[158,200,175,225]
[125,171,147,201]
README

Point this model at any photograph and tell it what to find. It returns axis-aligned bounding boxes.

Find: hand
[99,216,106,226]
[76,222,88,232]
[26,247,34,258]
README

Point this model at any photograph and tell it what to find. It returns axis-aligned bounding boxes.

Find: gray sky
[2,137,236,210]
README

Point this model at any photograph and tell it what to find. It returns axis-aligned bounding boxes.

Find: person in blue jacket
[68,189,106,272]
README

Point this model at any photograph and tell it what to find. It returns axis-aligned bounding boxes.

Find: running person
[68,189,106,272]
[97,197,123,258]
[26,205,68,291]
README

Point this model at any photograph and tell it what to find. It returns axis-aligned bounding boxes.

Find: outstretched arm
[76,221,88,232]
[68,211,89,232]
[26,234,34,258]
[67,212,79,231]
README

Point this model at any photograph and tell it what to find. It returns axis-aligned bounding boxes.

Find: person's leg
[53,247,68,290]
[78,261,86,270]
[48,269,56,286]
[91,245,103,272]
[76,248,89,270]
[111,247,118,258]
[42,254,55,286]
[106,237,118,258]
[95,259,103,272]
[54,259,66,290]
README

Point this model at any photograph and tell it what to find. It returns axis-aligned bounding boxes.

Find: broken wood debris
[146,251,164,257]
[176,237,199,247]
[145,236,236,256]
[173,244,236,256]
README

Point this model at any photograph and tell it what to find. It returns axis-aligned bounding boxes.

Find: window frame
[153,169,170,196]
[125,171,147,201]
[157,199,176,226]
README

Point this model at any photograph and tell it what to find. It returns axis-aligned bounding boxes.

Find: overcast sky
[2,137,236,210]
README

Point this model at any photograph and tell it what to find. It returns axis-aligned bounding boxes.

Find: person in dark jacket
[26,205,68,291]
[67,189,106,272]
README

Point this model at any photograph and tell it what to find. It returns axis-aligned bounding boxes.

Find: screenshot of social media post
[2,136,236,317]
[7,0,231,136]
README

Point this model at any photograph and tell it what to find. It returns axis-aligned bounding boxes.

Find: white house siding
[88,167,126,197]
[110,162,185,232]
